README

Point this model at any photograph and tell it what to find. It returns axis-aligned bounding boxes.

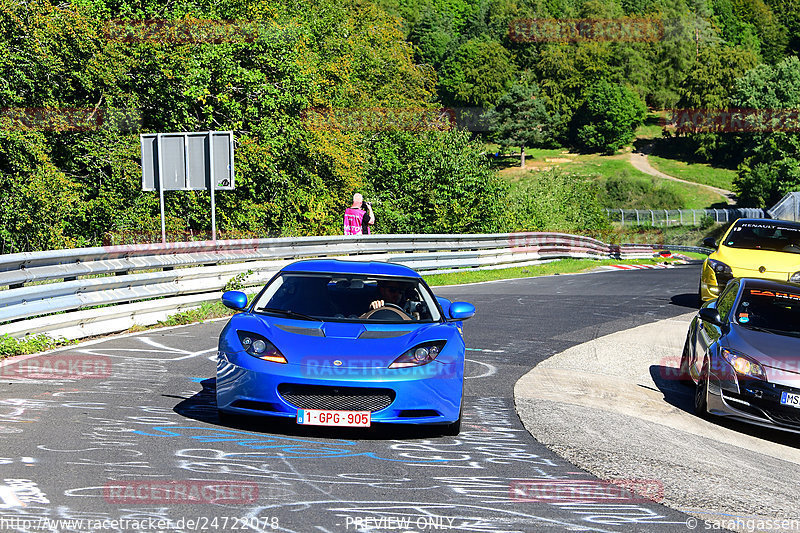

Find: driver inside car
[369,280,406,310]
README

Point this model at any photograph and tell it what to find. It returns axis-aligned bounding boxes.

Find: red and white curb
[601,262,680,271]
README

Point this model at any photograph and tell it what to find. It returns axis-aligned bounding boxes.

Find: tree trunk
[520,146,526,168]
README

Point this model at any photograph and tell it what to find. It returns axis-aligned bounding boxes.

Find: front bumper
[701,261,794,302]
[216,351,464,425]
[706,357,800,433]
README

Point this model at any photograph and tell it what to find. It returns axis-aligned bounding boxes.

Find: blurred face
[378,282,403,304]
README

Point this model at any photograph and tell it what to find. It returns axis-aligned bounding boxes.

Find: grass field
[493,149,728,209]
[634,112,666,139]
[647,155,737,191]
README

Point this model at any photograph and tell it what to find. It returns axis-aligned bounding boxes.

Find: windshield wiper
[257,307,321,321]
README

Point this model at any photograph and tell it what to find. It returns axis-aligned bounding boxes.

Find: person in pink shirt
[343,193,375,235]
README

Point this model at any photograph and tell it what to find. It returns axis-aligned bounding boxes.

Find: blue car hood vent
[321,322,367,339]
[275,324,325,337]
[358,329,412,339]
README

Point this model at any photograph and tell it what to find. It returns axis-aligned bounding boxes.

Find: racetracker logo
[301,107,457,132]
[0,355,112,380]
[301,357,457,378]
[662,108,800,133]
[0,107,140,132]
[509,478,664,503]
[103,19,261,43]
[103,480,259,504]
[509,18,664,42]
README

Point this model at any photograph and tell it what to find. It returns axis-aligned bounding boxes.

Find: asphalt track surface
[0,265,706,533]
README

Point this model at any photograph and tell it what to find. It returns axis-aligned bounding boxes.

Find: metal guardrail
[606,208,765,226]
[0,233,686,341]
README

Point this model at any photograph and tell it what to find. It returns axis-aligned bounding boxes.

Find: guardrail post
[620,209,624,225]
[693,210,696,225]
[679,210,683,225]
[664,209,668,227]
[635,210,640,225]
[714,208,719,222]
[650,210,654,225]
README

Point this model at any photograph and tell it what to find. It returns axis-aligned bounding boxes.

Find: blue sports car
[216,259,475,434]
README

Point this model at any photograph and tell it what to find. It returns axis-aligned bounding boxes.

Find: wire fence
[605,208,765,227]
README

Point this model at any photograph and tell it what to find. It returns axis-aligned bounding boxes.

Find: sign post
[141,131,234,243]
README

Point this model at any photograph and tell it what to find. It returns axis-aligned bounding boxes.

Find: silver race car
[682,277,800,431]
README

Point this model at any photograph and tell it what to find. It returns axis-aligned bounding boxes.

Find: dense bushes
[506,170,610,233]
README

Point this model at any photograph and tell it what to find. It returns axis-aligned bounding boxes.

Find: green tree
[363,129,508,234]
[730,56,800,206]
[439,38,517,106]
[485,81,559,167]
[571,80,646,154]
[674,45,759,162]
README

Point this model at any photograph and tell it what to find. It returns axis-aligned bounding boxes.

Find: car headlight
[236,331,287,363]
[389,341,447,369]
[708,259,732,276]
[721,348,766,380]
[790,271,800,282]
[707,259,733,286]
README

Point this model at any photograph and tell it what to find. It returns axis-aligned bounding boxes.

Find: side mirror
[449,302,476,321]
[703,237,718,249]
[222,291,248,310]
[698,307,724,327]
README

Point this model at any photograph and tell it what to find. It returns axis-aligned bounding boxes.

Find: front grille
[763,408,800,427]
[278,384,395,412]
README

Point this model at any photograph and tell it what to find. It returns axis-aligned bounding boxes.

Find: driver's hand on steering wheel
[369,300,385,310]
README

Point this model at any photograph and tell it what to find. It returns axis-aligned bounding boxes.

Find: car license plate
[297,409,371,427]
[780,391,800,409]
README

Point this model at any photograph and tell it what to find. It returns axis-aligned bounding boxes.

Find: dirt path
[630,142,737,205]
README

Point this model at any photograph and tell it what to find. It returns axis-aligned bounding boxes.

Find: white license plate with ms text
[297,409,371,427]
[780,391,800,409]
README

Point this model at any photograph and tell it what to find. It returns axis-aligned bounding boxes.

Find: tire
[678,332,693,386]
[697,281,704,308]
[443,415,461,436]
[694,361,710,418]
[443,394,464,436]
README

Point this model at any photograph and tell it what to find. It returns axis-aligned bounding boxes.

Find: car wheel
[694,361,710,418]
[678,333,693,386]
[442,395,464,436]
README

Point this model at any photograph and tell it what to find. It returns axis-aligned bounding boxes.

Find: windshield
[251,273,442,323]
[734,288,800,336]
[724,221,800,254]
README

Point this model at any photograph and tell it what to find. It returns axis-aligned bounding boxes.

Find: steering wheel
[360,303,411,321]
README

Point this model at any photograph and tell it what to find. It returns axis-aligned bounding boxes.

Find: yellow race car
[700,218,800,302]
